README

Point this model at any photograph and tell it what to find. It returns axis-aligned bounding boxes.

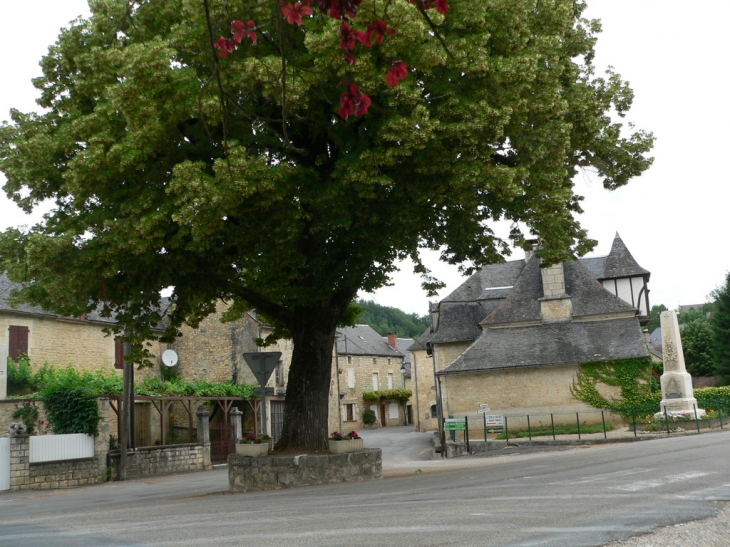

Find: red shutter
[8,326,29,360]
[114,338,125,369]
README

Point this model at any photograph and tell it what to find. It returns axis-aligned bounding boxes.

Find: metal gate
[209,422,234,464]
[271,401,285,443]
[0,437,10,491]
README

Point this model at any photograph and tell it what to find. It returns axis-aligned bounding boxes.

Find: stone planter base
[328,438,364,454]
[228,449,382,493]
[235,443,270,457]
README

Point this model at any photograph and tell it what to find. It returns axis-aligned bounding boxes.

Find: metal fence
[29,433,95,463]
[448,398,730,445]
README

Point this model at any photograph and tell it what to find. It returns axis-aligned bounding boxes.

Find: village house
[410,234,651,431]
[332,325,414,431]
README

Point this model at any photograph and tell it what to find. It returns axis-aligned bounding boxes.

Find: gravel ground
[604,504,730,546]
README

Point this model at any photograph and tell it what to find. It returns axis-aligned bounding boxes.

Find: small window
[345,403,355,421]
[373,357,376,365]
[347,356,352,364]
[114,338,125,370]
[8,325,29,361]
[387,358,391,366]
[430,404,438,417]
[275,360,284,386]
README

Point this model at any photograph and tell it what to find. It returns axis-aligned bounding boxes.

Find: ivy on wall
[570,358,660,415]
[362,388,412,404]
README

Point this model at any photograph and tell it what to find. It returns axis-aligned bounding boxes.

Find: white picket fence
[0,437,9,491]
[30,433,94,463]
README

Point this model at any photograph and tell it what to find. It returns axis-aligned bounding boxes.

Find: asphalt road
[1,430,729,546]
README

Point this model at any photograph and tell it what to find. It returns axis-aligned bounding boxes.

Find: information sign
[444,419,466,431]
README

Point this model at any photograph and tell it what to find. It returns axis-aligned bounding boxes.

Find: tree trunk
[275,312,337,451]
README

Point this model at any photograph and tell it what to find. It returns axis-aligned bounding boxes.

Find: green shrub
[40,384,100,436]
[361,388,412,404]
[11,400,39,434]
[363,409,376,424]
[7,356,34,394]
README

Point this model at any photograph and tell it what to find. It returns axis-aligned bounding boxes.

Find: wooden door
[380,404,386,427]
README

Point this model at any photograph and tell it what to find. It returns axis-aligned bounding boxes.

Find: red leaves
[316,0,363,20]
[281,2,314,26]
[231,20,257,46]
[365,19,394,46]
[387,61,408,88]
[410,0,449,14]
[339,83,371,120]
[215,20,257,57]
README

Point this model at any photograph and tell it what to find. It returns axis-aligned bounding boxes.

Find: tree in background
[680,318,715,377]
[711,272,730,382]
[645,304,667,333]
[0,0,653,449]
[353,299,429,339]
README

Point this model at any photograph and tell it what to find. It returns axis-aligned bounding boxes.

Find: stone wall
[107,444,206,480]
[228,449,382,493]
[6,398,111,491]
[410,346,438,432]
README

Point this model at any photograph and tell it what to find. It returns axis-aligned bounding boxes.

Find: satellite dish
[162,349,178,367]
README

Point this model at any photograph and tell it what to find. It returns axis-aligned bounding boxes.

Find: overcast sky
[1,1,728,316]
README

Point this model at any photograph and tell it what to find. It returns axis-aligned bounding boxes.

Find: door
[380,404,386,427]
[271,401,285,443]
[0,437,10,491]
[406,405,413,426]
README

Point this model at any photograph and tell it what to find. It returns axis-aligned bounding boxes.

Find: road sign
[477,403,490,414]
[242,352,281,386]
[484,415,504,427]
[253,387,275,397]
[444,419,466,431]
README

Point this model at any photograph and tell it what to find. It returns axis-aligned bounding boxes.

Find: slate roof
[599,233,650,279]
[429,301,486,344]
[1,273,169,330]
[440,318,649,374]
[336,325,402,357]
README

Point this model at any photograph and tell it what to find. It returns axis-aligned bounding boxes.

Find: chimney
[387,332,398,350]
[524,238,539,262]
[429,302,440,332]
[539,261,572,320]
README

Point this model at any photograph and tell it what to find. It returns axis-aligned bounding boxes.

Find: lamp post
[400,364,406,388]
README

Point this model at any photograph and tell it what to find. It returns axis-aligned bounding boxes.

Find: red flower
[339,83,371,120]
[231,20,257,46]
[387,61,408,88]
[281,2,314,26]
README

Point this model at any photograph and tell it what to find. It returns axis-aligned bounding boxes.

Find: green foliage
[353,300,429,339]
[362,388,412,404]
[0,0,654,449]
[645,304,668,333]
[711,272,730,380]
[570,358,660,416]
[7,356,34,394]
[40,384,101,436]
[680,318,715,376]
[11,400,39,434]
[362,409,376,424]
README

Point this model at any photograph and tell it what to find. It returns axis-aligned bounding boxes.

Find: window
[387,373,393,389]
[114,338,125,370]
[372,373,379,391]
[8,325,29,361]
[372,357,376,365]
[387,358,391,366]
[275,360,284,386]
[345,403,355,421]
[347,356,352,364]
[347,369,355,389]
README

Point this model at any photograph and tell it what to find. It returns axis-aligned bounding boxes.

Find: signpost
[242,352,281,437]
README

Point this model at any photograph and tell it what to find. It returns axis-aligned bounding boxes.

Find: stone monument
[658,310,705,416]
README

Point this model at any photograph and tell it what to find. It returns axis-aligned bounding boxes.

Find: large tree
[0,0,653,449]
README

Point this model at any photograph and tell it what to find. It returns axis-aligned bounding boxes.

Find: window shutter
[114,339,125,369]
[8,326,29,360]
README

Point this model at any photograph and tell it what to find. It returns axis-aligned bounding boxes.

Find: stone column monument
[658,310,704,416]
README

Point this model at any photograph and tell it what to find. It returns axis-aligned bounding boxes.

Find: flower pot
[328,438,364,454]
[235,442,269,457]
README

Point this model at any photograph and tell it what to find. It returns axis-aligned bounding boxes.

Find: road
[1,430,729,546]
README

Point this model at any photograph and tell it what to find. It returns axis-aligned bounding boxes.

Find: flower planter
[328,438,364,454]
[235,443,269,457]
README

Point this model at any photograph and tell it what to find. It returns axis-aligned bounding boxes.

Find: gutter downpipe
[429,342,445,458]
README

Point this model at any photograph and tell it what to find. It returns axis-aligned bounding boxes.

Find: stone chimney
[387,332,398,350]
[429,302,440,333]
[524,238,539,262]
[539,261,572,320]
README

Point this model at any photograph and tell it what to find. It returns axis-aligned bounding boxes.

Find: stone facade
[228,448,382,493]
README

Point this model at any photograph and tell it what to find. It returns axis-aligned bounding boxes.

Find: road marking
[609,471,712,492]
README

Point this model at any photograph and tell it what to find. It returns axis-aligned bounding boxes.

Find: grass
[495,422,615,439]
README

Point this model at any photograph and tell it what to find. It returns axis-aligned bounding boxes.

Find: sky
[1,1,728,316]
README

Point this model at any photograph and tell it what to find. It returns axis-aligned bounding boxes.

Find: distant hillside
[353,299,430,339]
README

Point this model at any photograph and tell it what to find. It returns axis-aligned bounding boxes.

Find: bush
[363,409,376,424]
[40,383,101,436]
[11,400,39,434]
[7,356,34,393]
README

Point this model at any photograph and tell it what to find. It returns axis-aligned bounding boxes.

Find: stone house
[410,234,651,432]
[1,273,166,399]
[332,325,413,431]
